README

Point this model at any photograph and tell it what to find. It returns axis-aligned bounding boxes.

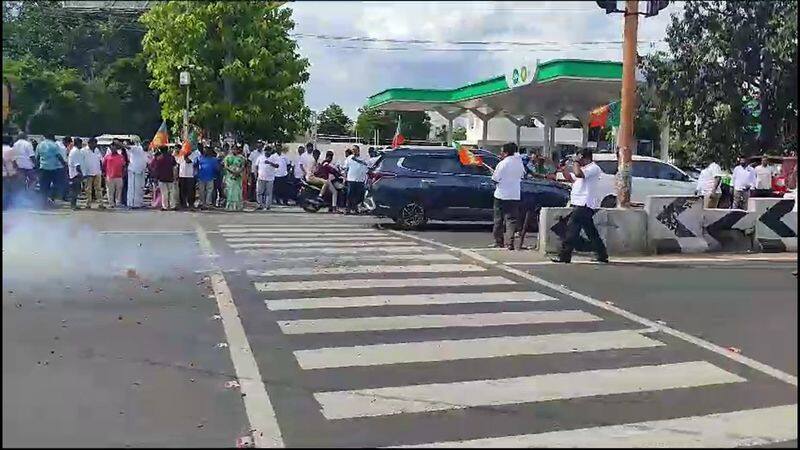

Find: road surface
[3,207,797,447]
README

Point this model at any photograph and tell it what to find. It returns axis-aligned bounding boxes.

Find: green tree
[355,108,431,142]
[140,1,310,142]
[641,0,797,168]
[317,103,352,136]
[433,124,467,142]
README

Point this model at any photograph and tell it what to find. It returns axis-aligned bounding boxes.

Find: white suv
[557,154,696,207]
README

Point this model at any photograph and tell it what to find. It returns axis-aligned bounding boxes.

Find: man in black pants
[552,148,608,263]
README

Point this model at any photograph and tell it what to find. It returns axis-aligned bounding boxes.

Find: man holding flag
[490,143,526,250]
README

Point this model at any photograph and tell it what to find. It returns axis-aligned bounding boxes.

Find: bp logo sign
[506,64,536,89]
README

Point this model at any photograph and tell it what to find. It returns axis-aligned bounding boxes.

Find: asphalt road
[2,207,797,447]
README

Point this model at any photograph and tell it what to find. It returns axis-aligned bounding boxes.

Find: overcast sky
[288,1,681,122]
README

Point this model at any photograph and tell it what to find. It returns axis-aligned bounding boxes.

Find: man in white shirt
[67,137,85,210]
[343,145,369,214]
[177,147,201,209]
[753,157,775,198]
[272,145,290,205]
[81,138,105,209]
[12,132,36,191]
[491,143,526,250]
[696,161,723,208]
[126,142,148,208]
[731,156,756,210]
[247,143,263,202]
[552,148,608,263]
[293,145,306,181]
[2,135,20,209]
[255,147,279,210]
[298,145,317,182]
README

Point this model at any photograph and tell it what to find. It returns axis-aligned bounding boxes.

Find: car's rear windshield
[401,155,463,173]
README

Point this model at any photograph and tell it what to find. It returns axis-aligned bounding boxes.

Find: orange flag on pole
[149,120,169,149]
[458,146,483,166]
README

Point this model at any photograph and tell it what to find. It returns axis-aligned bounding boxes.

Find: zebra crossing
[214,222,797,447]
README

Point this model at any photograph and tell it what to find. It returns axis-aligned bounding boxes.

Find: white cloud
[289,1,683,119]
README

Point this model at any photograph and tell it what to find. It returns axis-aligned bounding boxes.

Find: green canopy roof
[366,59,623,119]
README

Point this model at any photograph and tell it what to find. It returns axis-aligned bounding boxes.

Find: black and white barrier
[750,198,798,252]
[645,195,709,254]
[538,207,648,256]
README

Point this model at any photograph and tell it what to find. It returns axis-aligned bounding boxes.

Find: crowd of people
[2,132,382,213]
[695,155,797,210]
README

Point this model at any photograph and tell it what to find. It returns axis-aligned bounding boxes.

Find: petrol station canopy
[365,59,623,149]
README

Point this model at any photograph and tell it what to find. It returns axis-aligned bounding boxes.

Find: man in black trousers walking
[552,148,608,263]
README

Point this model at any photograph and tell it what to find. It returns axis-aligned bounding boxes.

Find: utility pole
[179,70,191,141]
[595,0,669,208]
[617,0,638,208]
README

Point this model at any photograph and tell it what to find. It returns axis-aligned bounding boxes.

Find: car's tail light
[368,171,396,186]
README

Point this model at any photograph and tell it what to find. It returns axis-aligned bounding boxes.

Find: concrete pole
[659,120,670,162]
[617,0,638,208]
[515,125,521,147]
[580,112,590,148]
[447,118,454,145]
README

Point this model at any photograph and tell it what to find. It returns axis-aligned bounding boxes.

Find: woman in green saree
[223,145,246,211]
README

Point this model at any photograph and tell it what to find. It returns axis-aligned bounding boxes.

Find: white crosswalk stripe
[392,404,798,448]
[249,263,485,277]
[294,329,660,369]
[225,236,402,243]
[314,361,746,419]
[216,222,797,448]
[255,276,515,292]
[235,246,437,255]
[265,291,557,310]
[280,310,601,335]
[230,241,420,249]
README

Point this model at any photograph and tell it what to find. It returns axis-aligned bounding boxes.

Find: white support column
[504,114,530,147]
[469,108,498,147]
[579,112,590,148]
[434,107,464,146]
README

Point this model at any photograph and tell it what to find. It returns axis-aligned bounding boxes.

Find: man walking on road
[255,146,279,210]
[81,138,105,209]
[196,146,220,210]
[36,134,67,207]
[102,144,126,208]
[67,138,84,210]
[151,147,178,211]
[344,145,369,214]
[552,148,608,264]
[177,146,200,210]
[731,156,756,210]
[491,142,526,250]
[12,132,36,192]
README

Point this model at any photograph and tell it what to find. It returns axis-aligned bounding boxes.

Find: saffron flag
[588,101,620,128]
[458,146,483,166]
[149,120,169,149]
[391,115,405,148]
[180,129,198,157]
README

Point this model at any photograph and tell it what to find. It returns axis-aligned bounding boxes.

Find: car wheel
[395,202,427,230]
[302,201,321,213]
[601,195,617,208]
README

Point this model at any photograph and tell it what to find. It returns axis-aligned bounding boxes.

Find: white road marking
[295,328,659,369]
[248,264,485,277]
[235,246,436,255]
[255,276,515,292]
[221,232,389,238]
[505,254,799,266]
[315,361,746,419]
[392,404,798,448]
[218,224,354,229]
[219,228,372,234]
[388,229,800,387]
[229,241,419,249]
[249,253,459,264]
[194,224,283,448]
[280,309,600,335]
[225,236,402,243]
[266,291,556,310]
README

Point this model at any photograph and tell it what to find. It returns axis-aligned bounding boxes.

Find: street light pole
[617,0,639,208]
[179,70,191,141]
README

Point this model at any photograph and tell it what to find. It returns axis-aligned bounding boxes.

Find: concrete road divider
[750,198,797,252]
[645,195,708,254]
[702,209,757,252]
[538,207,647,256]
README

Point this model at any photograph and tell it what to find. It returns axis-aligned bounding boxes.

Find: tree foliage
[355,108,432,141]
[433,124,467,142]
[2,1,161,137]
[641,0,797,168]
[317,103,352,136]
[140,1,310,142]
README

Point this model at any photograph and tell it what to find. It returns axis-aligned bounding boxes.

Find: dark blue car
[365,146,570,229]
